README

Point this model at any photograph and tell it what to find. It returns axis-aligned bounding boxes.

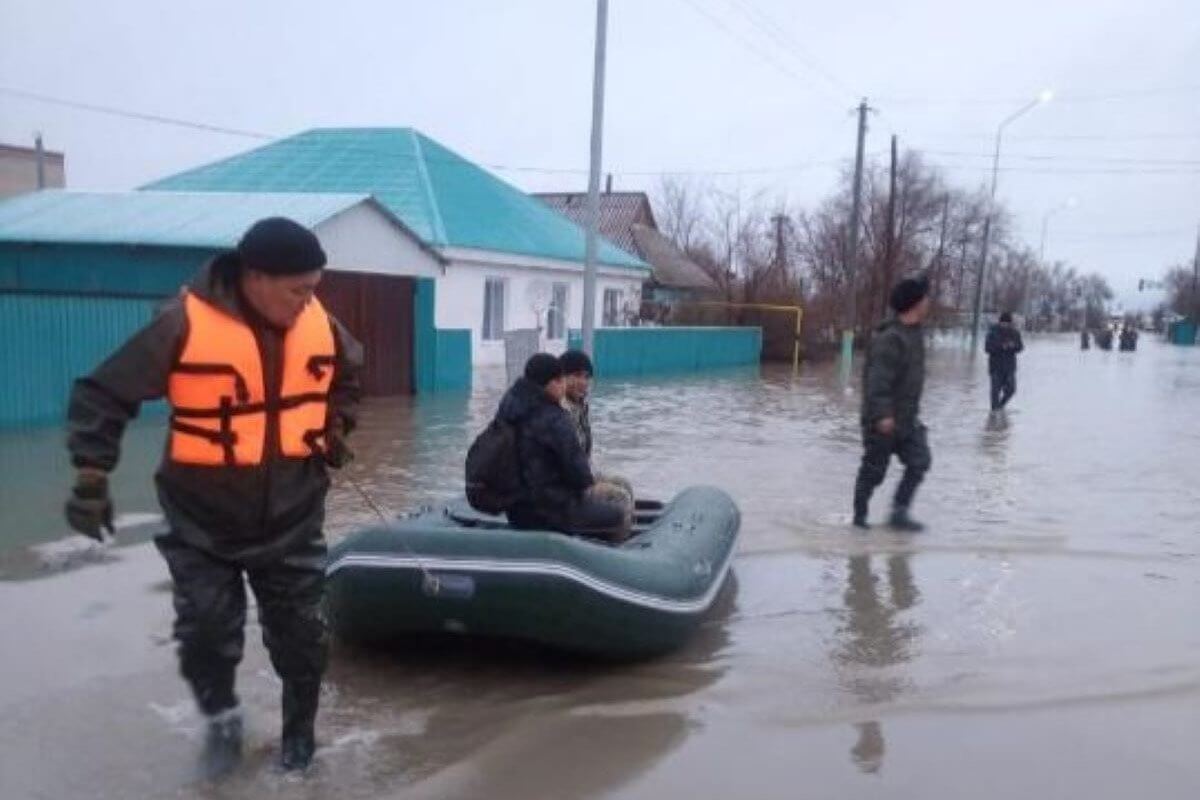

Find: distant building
[535,190,716,319]
[0,141,66,197]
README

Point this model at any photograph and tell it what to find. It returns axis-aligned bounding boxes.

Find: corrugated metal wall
[567,327,762,378]
[0,243,207,296]
[0,293,161,427]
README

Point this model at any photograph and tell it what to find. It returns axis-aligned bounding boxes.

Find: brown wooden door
[317,271,414,395]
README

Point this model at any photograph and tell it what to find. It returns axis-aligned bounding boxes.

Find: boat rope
[340,473,446,596]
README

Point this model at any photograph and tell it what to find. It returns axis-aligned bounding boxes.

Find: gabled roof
[630,224,717,291]
[144,128,648,272]
[533,191,656,256]
[0,189,384,248]
[535,191,714,292]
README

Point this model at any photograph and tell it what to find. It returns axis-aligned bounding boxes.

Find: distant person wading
[985,311,1024,411]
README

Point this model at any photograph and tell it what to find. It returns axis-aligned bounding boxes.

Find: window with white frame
[482,278,506,341]
[602,288,623,327]
[547,282,569,339]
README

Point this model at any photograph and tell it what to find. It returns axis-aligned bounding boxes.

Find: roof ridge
[408,130,448,245]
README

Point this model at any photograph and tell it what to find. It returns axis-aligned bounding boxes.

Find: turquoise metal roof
[0,190,375,248]
[145,128,649,272]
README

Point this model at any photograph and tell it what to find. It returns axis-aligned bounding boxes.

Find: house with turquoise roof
[0,129,651,425]
[145,128,651,367]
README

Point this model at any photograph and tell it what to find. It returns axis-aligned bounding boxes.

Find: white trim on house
[435,252,644,366]
[439,246,649,281]
[314,203,442,278]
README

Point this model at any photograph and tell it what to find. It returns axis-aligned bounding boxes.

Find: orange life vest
[167,291,336,466]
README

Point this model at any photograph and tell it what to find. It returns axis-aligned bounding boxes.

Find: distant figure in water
[1096,328,1114,351]
[853,276,932,532]
[984,311,1024,411]
[1119,326,1139,352]
[1080,329,1091,350]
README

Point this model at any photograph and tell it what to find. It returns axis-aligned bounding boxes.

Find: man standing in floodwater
[63,218,362,777]
[853,276,932,532]
[985,311,1024,411]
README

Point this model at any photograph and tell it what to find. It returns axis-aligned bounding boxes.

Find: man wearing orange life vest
[64,217,362,777]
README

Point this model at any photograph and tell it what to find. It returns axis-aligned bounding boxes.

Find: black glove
[65,469,114,542]
[323,420,354,470]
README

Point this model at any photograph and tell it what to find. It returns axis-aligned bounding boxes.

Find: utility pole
[880,133,899,322]
[581,0,608,356]
[1192,222,1200,324]
[771,213,787,273]
[843,98,870,367]
[930,193,950,315]
[34,132,46,189]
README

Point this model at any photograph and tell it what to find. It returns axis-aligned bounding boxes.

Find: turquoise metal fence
[1168,320,1196,345]
[567,327,762,378]
[0,293,163,427]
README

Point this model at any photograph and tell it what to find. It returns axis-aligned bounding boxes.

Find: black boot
[852,491,871,529]
[279,681,320,773]
[199,707,243,781]
[888,506,925,532]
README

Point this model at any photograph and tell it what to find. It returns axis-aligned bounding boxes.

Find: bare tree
[654,176,708,252]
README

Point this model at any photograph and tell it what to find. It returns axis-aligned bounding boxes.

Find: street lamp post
[969,89,1053,347]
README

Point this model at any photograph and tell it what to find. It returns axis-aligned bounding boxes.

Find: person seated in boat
[497,353,631,543]
[559,350,635,528]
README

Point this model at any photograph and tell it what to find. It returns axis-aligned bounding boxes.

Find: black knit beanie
[236,217,327,276]
[524,353,564,387]
[890,276,930,314]
[559,349,594,377]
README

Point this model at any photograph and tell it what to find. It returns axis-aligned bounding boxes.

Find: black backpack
[465,419,523,515]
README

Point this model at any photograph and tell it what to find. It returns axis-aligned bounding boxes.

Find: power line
[918,131,1200,143]
[2,84,855,180]
[932,162,1200,176]
[676,0,845,105]
[718,0,856,99]
[920,149,1200,167]
[0,86,273,139]
[878,84,1200,107]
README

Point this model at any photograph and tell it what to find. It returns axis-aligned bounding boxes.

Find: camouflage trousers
[586,472,635,538]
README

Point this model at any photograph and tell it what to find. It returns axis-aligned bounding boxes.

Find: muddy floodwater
[1,334,1197,799]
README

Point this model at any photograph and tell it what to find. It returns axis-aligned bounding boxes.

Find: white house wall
[436,254,646,366]
[315,203,442,278]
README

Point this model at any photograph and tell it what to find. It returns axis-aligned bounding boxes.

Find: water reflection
[834,553,922,775]
[317,574,738,799]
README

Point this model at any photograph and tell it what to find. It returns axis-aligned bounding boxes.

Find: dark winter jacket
[985,324,1024,374]
[66,260,363,564]
[497,377,594,530]
[862,319,926,435]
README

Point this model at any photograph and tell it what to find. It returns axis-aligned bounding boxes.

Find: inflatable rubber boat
[325,485,740,659]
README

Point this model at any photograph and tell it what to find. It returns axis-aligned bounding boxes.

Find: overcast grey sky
[2,0,1198,308]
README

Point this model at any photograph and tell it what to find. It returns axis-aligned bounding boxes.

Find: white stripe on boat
[326,551,735,615]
